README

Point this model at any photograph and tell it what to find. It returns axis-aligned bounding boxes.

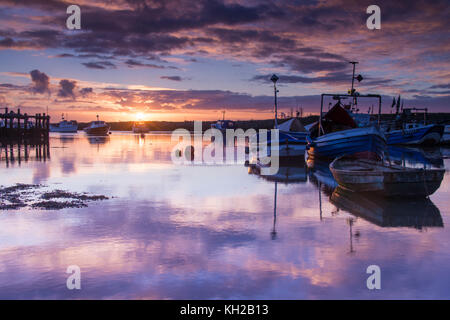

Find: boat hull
[307,127,386,160]
[254,130,307,163]
[385,124,444,145]
[49,125,78,133]
[84,125,110,135]
[330,158,445,197]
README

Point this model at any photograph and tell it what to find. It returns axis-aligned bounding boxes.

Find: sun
[135,112,145,121]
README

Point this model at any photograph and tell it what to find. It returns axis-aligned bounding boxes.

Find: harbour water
[1,132,450,299]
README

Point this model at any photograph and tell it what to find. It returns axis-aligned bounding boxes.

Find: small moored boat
[329,156,444,197]
[84,115,110,136]
[50,114,78,133]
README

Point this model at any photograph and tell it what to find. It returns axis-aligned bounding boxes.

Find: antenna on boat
[222,110,226,121]
[271,74,279,128]
[349,61,363,106]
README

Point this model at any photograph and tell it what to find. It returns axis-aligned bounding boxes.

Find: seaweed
[0,183,110,211]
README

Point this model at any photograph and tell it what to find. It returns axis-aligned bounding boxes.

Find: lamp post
[271,74,279,128]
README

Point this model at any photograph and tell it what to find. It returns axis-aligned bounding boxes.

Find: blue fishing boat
[307,126,386,160]
[385,124,444,145]
[307,94,386,160]
[383,107,444,145]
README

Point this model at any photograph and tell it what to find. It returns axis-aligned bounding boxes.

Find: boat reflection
[330,187,443,229]
[248,164,307,183]
[87,136,110,145]
[306,158,337,194]
[271,182,278,240]
[248,155,307,184]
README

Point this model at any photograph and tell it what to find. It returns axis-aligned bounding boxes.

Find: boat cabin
[212,120,235,130]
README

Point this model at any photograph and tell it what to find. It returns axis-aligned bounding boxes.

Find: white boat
[277,117,309,142]
[252,75,308,165]
[83,115,110,136]
[50,115,78,133]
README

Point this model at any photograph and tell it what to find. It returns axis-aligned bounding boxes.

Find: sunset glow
[0,0,448,122]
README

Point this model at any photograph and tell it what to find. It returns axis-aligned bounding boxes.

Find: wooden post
[17,109,21,135]
[9,111,14,131]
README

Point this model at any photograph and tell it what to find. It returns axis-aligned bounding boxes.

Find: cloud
[80,87,93,97]
[124,59,174,69]
[82,61,116,69]
[160,76,183,82]
[0,0,449,112]
[58,79,76,99]
[29,69,50,94]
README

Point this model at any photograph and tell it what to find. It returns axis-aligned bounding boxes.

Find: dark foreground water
[1,133,450,299]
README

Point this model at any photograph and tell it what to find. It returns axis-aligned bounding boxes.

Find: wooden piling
[0,107,50,143]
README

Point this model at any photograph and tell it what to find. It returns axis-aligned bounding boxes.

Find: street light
[271,74,279,128]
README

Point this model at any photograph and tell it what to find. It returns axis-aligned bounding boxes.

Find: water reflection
[87,136,110,145]
[330,187,443,229]
[0,142,50,166]
[0,134,450,299]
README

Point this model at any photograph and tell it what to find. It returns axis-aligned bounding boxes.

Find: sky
[0,0,449,122]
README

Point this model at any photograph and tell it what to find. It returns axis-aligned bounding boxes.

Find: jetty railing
[0,108,50,142]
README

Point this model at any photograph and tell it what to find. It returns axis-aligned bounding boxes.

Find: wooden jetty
[0,108,50,142]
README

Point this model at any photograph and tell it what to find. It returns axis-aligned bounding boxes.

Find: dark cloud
[29,69,50,94]
[58,79,76,99]
[124,59,173,69]
[82,61,116,69]
[430,84,450,89]
[80,87,93,97]
[160,76,183,82]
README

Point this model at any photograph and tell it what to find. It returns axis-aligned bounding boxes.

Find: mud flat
[0,183,109,210]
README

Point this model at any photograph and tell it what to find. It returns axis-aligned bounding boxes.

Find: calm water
[1,132,450,299]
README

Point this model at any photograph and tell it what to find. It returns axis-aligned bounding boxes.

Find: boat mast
[349,61,363,108]
[271,74,279,128]
[350,61,358,95]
